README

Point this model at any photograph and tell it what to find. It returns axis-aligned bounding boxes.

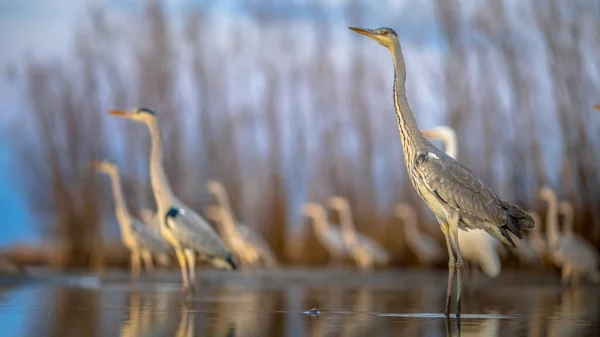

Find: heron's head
[207,180,226,197]
[328,196,349,211]
[558,201,573,218]
[90,160,117,174]
[538,186,556,201]
[349,27,398,49]
[109,107,156,123]
[422,126,455,142]
[300,203,324,219]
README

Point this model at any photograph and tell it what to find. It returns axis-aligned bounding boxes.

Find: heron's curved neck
[390,42,425,166]
[437,132,457,159]
[562,210,573,236]
[544,195,559,244]
[147,118,174,212]
[338,207,358,245]
[220,209,239,236]
[106,171,133,236]
[214,188,235,218]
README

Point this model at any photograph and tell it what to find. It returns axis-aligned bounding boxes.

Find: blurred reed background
[1,0,599,270]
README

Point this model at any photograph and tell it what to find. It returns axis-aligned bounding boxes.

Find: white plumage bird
[92,160,171,278]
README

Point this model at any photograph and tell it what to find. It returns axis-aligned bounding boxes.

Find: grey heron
[92,160,171,278]
[328,196,391,271]
[300,203,350,264]
[206,181,278,268]
[395,203,444,266]
[109,108,237,292]
[539,187,600,285]
[421,126,503,278]
[350,26,534,315]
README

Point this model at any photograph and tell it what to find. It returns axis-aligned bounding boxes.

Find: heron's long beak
[349,27,378,39]
[108,109,131,118]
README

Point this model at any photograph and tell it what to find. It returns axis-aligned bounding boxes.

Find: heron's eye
[382,31,389,36]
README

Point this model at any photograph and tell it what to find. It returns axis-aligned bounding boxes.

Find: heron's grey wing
[131,219,171,253]
[414,150,507,227]
[166,207,229,257]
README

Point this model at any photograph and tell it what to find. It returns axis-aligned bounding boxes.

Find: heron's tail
[499,202,535,246]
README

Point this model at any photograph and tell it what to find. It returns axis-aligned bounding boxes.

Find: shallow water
[0,268,599,336]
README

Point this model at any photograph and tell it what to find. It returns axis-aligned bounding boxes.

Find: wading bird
[300,203,350,264]
[539,187,600,285]
[350,27,534,315]
[395,203,444,266]
[109,108,237,292]
[421,126,504,277]
[328,196,391,271]
[206,181,278,268]
[92,160,171,278]
[139,207,172,268]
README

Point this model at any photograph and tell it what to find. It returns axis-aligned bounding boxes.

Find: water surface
[0,268,598,336]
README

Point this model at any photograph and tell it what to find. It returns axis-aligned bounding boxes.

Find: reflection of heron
[109,108,237,292]
[539,187,600,285]
[329,197,391,271]
[300,203,350,264]
[341,288,376,337]
[395,203,444,266]
[206,181,278,268]
[350,27,534,315]
[421,127,502,278]
[92,160,170,278]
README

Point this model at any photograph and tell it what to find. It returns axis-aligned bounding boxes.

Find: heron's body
[540,187,599,285]
[395,203,444,266]
[329,197,391,271]
[351,26,534,315]
[109,108,236,291]
[93,161,170,278]
[422,126,503,277]
[301,203,350,263]
[207,181,278,268]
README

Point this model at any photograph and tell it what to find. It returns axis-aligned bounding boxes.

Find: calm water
[0,268,599,336]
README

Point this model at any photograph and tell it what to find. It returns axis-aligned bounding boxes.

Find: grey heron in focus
[350,26,534,316]
[92,160,171,278]
[109,108,237,292]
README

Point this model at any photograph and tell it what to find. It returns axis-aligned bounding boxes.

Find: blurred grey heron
[92,160,171,278]
[300,203,350,264]
[139,207,172,267]
[350,27,534,315]
[421,126,504,278]
[206,181,278,268]
[539,187,600,285]
[109,108,237,292]
[395,203,444,266]
[328,196,391,271]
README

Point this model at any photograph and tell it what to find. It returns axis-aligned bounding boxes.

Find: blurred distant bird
[539,187,600,286]
[351,26,534,316]
[92,160,171,278]
[109,108,237,292]
[300,203,350,264]
[139,207,172,267]
[422,126,503,278]
[395,203,444,266]
[328,196,391,271]
[527,211,549,263]
[206,181,278,268]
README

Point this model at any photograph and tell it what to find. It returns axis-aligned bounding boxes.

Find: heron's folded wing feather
[166,208,227,256]
[414,151,506,227]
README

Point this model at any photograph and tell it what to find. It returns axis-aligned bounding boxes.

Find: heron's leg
[440,220,455,316]
[141,250,155,273]
[184,249,196,286]
[131,250,142,281]
[448,213,463,317]
[561,264,572,288]
[174,248,190,291]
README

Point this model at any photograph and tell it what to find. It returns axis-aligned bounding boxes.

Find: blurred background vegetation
[0,0,599,270]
